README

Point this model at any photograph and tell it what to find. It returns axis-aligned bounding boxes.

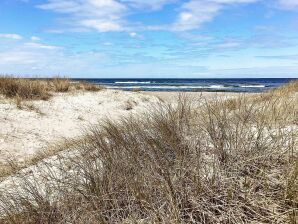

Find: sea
[72,78,297,93]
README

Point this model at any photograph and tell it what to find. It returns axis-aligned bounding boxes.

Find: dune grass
[271,80,298,94]
[0,76,102,101]
[0,77,51,100]
[51,77,71,92]
[76,81,103,92]
[0,81,297,223]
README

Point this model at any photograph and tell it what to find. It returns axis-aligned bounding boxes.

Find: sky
[0,0,298,78]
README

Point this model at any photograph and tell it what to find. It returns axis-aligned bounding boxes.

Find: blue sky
[0,0,298,78]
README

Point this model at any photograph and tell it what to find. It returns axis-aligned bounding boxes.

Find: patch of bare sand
[0,90,160,163]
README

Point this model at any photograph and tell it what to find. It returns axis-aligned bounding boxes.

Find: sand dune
[0,90,160,162]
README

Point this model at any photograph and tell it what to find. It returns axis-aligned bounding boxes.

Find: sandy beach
[0,89,247,163]
[2,1,298,221]
[0,79,297,223]
[0,90,161,162]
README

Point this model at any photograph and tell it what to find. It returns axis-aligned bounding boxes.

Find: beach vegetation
[0,76,50,100]
[0,76,103,103]
[0,81,297,223]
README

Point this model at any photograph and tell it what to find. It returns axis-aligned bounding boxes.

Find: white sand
[141,91,255,103]
[0,90,248,163]
[0,90,160,162]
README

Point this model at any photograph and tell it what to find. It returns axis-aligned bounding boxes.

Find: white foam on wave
[208,85,226,89]
[240,85,266,88]
[115,81,151,84]
[106,85,228,89]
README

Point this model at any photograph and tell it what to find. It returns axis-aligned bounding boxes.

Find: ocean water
[72,78,297,92]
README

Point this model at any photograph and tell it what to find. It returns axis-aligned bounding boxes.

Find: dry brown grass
[51,77,71,92]
[72,83,102,92]
[131,88,142,92]
[0,81,297,223]
[0,77,51,100]
[0,137,84,181]
[271,80,298,94]
[0,76,103,104]
[78,82,103,92]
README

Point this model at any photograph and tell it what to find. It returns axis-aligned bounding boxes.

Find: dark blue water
[72,78,297,92]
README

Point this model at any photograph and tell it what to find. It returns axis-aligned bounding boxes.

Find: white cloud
[172,0,258,31]
[24,42,61,50]
[276,0,298,9]
[38,0,127,32]
[103,42,113,46]
[0,40,105,76]
[0,33,23,40]
[37,0,263,33]
[37,0,179,32]
[80,19,123,32]
[173,1,221,31]
[31,36,41,41]
[0,42,61,65]
[129,32,137,37]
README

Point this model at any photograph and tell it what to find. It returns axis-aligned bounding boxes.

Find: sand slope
[0,90,160,162]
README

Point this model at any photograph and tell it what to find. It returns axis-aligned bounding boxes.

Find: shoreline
[70,77,297,93]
